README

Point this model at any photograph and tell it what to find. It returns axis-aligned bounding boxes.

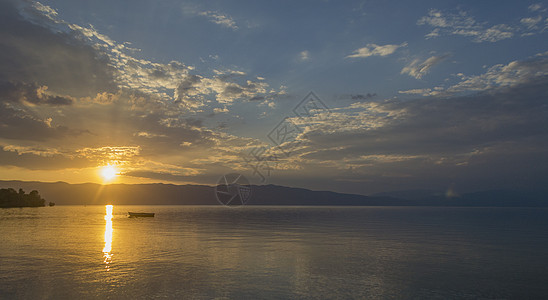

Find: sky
[1,0,548,195]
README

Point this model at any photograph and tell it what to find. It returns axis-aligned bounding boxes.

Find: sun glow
[100,165,118,182]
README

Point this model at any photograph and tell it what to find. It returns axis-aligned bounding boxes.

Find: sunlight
[103,205,113,271]
[100,165,118,182]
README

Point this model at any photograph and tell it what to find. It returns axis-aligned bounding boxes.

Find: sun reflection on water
[103,205,113,271]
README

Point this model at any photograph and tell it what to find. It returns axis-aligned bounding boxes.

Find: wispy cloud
[299,50,310,61]
[528,3,545,12]
[198,10,238,30]
[418,9,514,42]
[398,87,445,97]
[520,16,543,29]
[346,42,407,59]
[447,52,548,93]
[400,51,548,95]
[401,55,448,79]
[418,7,548,42]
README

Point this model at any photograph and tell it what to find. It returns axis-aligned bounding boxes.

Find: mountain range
[0,180,546,207]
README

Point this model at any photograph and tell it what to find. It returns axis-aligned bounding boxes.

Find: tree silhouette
[0,188,46,208]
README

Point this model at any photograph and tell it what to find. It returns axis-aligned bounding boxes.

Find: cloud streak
[346,42,407,59]
[401,55,448,79]
[198,10,238,30]
[417,7,548,42]
[447,52,548,93]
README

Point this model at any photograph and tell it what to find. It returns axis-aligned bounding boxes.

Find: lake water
[1,206,548,299]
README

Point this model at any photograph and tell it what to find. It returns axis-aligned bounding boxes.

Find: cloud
[400,51,548,96]
[133,132,168,139]
[0,104,84,141]
[417,9,518,42]
[259,52,548,193]
[278,75,548,192]
[398,87,444,96]
[76,146,141,166]
[521,16,543,29]
[455,24,514,42]
[0,1,117,98]
[528,4,544,12]
[419,6,548,42]
[123,170,204,182]
[299,50,310,61]
[310,80,548,156]
[0,145,94,170]
[82,91,121,105]
[400,55,448,79]
[350,93,377,100]
[7,1,280,110]
[346,42,407,59]
[0,82,73,106]
[64,23,274,108]
[25,1,59,22]
[198,11,238,30]
[447,52,548,93]
[213,107,229,113]
[173,74,204,109]
[337,93,377,101]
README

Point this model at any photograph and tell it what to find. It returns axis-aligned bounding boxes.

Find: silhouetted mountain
[249,184,399,205]
[0,181,216,205]
[0,180,546,206]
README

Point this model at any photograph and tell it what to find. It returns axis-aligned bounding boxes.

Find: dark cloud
[249,95,265,101]
[350,93,377,100]
[148,69,171,79]
[124,171,195,182]
[223,85,244,96]
[0,146,94,170]
[174,74,204,108]
[124,170,229,185]
[175,75,202,95]
[295,77,548,193]
[336,93,377,101]
[0,81,73,105]
[128,113,216,157]
[0,104,81,141]
[309,77,548,157]
[147,61,191,80]
[0,0,116,98]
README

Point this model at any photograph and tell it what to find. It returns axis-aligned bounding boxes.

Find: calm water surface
[1,206,548,299]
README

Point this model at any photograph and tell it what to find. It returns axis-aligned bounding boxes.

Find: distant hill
[0,180,546,207]
[0,181,216,205]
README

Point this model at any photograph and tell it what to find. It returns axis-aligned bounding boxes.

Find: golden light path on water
[103,205,113,271]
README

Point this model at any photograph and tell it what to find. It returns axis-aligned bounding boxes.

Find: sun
[100,165,118,182]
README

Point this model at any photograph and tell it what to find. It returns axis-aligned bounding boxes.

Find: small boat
[128,212,155,217]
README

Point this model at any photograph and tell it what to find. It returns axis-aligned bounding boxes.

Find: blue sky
[1,0,548,195]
